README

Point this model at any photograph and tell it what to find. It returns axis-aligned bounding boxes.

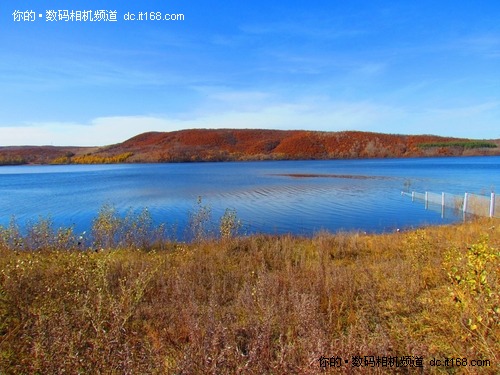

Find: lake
[1,156,499,240]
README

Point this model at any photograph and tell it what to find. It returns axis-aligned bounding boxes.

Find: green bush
[418,141,497,149]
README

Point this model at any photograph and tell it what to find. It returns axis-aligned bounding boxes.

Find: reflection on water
[1,156,499,238]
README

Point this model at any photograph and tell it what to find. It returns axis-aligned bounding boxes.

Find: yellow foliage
[54,152,134,164]
[73,152,133,164]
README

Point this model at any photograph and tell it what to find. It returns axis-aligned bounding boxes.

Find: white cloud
[1,94,498,147]
[0,98,402,146]
[0,117,173,147]
[458,36,500,58]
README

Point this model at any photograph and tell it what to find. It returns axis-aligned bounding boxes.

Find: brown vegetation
[0,146,95,166]
[0,213,498,374]
[1,129,499,165]
[109,129,500,162]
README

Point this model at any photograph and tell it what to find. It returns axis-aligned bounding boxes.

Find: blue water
[1,156,499,238]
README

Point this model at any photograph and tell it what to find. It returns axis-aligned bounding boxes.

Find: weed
[219,208,242,240]
[188,196,214,242]
[446,235,499,361]
[0,211,498,373]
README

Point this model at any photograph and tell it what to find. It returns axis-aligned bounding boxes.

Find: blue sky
[1,1,500,146]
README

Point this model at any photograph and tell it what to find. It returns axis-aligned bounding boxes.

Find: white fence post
[404,190,495,219]
[441,192,445,218]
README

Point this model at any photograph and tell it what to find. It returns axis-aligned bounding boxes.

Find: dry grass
[0,217,498,374]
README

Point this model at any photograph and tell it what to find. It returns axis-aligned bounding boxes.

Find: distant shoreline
[2,152,500,167]
[1,128,499,166]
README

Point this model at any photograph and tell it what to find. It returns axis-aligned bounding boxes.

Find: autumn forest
[1,129,499,165]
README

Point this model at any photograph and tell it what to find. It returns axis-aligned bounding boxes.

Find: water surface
[1,156,499,239]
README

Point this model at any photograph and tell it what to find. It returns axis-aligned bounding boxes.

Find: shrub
[219,208,242,240]
[446,235,500,359]
[0,209,498,373]
[187,196,214,242]
[418,141,497,149]
[91,205,164,250]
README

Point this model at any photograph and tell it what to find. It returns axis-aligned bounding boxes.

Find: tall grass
[0,209,498,374]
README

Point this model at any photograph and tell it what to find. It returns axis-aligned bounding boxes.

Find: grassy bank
[0,217,498,374]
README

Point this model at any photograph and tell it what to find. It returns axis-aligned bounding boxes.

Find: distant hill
[1,129,499,165]
[0,146,97,166]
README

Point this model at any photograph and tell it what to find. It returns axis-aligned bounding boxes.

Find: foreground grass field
[0,215,498,374]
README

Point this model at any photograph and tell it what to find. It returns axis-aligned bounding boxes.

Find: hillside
[1,129,500,165]
[0,146,97,166]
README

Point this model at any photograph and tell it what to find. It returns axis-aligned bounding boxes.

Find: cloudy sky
[1,0,500,146]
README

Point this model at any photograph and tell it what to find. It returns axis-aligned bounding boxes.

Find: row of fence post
[406,191,496,218]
